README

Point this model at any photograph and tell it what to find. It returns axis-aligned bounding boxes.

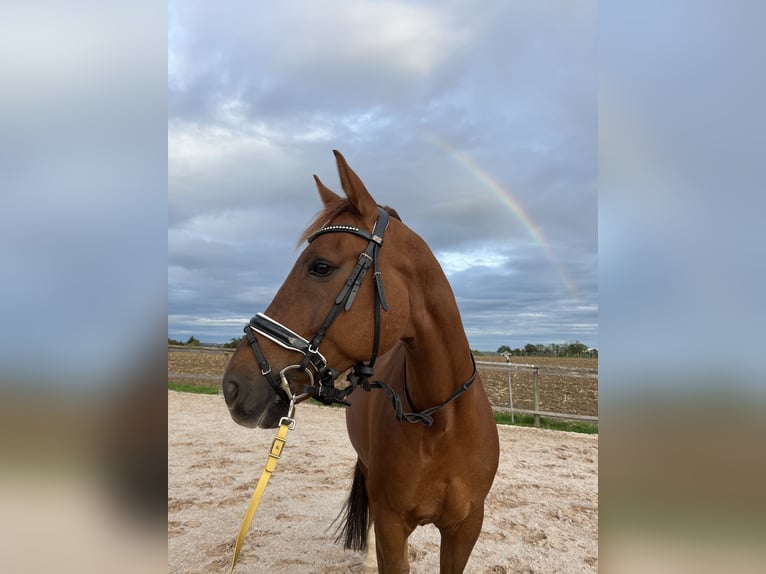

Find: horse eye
[309,260,334,277]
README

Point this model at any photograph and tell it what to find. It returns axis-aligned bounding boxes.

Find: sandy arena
[168,391,597,573]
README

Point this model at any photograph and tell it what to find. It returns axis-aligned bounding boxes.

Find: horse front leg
[437,505,485,573]
[371,508,414,573]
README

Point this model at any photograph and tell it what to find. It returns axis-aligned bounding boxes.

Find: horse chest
[382,470,477,528]
[366,433,479,521]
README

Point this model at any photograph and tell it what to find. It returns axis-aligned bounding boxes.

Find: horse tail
[334,460,369,551]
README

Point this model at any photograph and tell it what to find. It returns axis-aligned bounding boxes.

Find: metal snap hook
[278,364,312,404]
[277,365,311,429]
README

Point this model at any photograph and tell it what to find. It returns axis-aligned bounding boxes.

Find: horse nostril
[223,378,239,402]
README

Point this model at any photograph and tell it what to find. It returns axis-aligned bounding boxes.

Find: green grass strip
[494,412,597,434]
[168,382,220,395]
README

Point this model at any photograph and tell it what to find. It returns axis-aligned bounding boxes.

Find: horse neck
[401,245,476,411]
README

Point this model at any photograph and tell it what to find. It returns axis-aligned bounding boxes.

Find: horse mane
[298,200,401,246]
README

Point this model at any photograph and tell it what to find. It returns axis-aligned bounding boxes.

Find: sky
[168,0,597,351]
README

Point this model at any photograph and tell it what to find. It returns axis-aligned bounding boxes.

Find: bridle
[243,206,475,427]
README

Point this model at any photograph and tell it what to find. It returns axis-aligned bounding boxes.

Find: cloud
[436,249,511,275]
[168,0,598,350]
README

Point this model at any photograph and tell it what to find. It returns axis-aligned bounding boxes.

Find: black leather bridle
[243,206,476,427]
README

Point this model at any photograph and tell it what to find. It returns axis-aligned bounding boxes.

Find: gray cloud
[169,0,597,350]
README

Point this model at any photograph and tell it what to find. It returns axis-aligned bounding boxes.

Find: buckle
[278,416,296,430]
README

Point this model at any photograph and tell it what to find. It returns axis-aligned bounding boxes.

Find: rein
[228,395,298,574]
[244,206,476,427]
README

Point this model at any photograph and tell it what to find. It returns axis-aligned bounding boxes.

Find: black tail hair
[334,460,369,551]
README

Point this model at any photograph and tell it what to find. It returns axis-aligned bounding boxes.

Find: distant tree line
[168,336,242,348]
[492,341,597,358]
[168,336,201,346]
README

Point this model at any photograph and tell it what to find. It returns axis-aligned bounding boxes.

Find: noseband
[243,206,475,426]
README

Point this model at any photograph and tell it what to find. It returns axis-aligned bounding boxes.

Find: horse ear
[333,150,378,220]
[313,174,342,206]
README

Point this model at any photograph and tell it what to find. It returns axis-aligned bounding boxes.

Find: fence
[168,347,598,425]
[474,360,598,425]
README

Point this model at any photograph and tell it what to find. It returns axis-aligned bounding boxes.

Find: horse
[222,150,500,573]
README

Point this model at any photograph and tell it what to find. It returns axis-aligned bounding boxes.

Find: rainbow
[423,132,580,299]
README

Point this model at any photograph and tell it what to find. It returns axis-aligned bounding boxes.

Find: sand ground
[168,391,597,573]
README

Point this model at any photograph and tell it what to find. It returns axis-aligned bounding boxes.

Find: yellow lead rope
[229,419,292,573]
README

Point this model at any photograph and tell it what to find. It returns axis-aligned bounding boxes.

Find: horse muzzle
[223,364,310,429]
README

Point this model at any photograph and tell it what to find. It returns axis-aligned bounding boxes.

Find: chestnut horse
[222,150,499,573]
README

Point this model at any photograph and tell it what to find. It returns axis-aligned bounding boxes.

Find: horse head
[222,150,412,428]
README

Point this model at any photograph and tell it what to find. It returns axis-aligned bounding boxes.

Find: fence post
[503,354,515,423]
[533,367,540,428]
